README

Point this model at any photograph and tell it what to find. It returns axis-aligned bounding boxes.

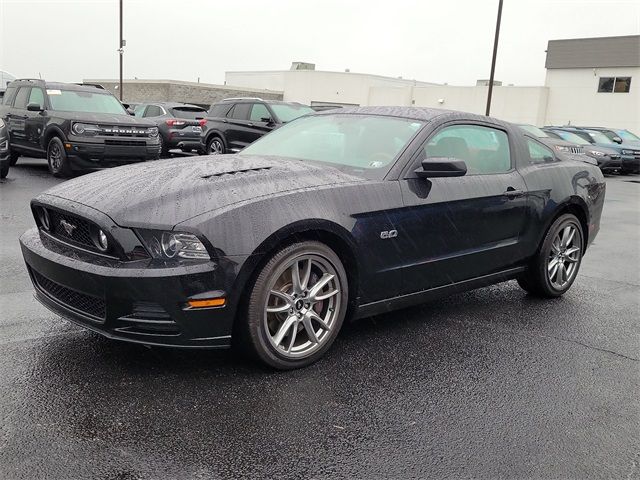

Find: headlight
[147,127,159,137]
[72,123,101,136]
[621,149,633,155]
[554,145,570,152]
[136,229,210,261]
[587,150,605,157]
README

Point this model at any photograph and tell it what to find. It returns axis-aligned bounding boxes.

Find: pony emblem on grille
[60,219,77,236]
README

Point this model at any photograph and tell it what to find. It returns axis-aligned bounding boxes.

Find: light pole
[485,0,503,116]
[118,0,124,100]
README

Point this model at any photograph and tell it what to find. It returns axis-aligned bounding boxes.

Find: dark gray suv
[201,98,314,155]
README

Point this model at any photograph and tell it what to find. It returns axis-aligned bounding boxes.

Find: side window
[13,87,31,109]
[3,85,18,105]
[424,124,511,175]
[228,103,250,120]
[143,105,163,117]
[133,104,146,117]
[250,103,271,122]
[209,103,231,118]
[527,139,555,164]
[28,88,45,109]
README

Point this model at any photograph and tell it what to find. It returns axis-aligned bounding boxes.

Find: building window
[598,76,631,93]
[614,77,631,93]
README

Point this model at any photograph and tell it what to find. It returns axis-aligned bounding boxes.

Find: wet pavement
[1,159,638,479]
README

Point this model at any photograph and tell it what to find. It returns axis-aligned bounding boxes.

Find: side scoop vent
[201,166,272,179]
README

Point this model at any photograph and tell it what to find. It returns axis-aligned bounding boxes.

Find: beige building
[224,35,640,132]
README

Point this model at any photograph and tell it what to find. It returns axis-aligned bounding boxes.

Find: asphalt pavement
[1,158,638,479]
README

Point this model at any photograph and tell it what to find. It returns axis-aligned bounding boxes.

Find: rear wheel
[239,241,348,369]
[518,213,583,298]
[47,137,72,178]
[207,136,225,155]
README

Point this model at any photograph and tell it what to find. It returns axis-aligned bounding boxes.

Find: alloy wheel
[49,143,62,171]
[547,224,581,289]
[209,138,223,154]
[263,254,341,358]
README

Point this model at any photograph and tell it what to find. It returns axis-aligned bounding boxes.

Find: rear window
[170,107,207,120]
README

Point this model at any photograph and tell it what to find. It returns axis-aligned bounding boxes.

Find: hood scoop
[201,166,273,179]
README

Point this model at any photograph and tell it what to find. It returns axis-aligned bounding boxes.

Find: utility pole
[118,0,124,100]
[485,0,503,116]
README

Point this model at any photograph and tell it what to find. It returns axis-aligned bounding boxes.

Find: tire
[9,151,19,166]
[158,134,169,158]
[239,241,349,370]
[46,137,72,178]
[517,213,584,298]
[206,136,225,155]
[0,164,8,179]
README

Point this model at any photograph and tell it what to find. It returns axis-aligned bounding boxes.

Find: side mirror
[416,158,467,178]
[27,103,43,112]
[261,117,275,124]
[126,107,135,115]
[612,136,623,144]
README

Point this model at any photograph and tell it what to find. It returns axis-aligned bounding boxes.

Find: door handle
[246,123,254,127]
[504,188,525,198]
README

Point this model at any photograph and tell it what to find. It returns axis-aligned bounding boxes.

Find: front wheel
[9,151,19,166]
[518,213,583,298]
[240,241,349,370]
[0,164,8,179]
[47,137,72,177]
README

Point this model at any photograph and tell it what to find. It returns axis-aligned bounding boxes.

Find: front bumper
[621,154,640,173]
[20,228,248,348]
[65,139,161,169]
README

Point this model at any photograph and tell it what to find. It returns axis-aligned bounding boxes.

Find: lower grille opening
[32,270,106,320]
[117,301,181,336]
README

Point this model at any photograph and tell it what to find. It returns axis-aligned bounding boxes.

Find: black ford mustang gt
[20,107,606,369]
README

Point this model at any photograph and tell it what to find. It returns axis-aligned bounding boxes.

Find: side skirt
[355,266,526,319]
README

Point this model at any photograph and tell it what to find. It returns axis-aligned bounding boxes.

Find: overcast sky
[1,0,639,87]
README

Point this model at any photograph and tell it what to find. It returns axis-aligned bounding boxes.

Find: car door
[246,103,276,144]
[7,86,30,150]
[24,86,47,151]
[395,122,530,294]
[224,103,251,152]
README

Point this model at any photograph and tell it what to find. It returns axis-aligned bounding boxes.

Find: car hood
[587,144,623,155]
[51,110,155,127]
[39,154,366,228]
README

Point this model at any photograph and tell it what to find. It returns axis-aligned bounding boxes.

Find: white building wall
[369,85,549,126]
[544,67,640,132]
[225,70,436,106]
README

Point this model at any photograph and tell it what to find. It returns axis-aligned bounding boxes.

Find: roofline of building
[83,78,283,94]
[547,34,639,43]
[224,69,439,86]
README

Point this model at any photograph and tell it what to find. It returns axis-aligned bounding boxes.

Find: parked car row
[0,79,315,178]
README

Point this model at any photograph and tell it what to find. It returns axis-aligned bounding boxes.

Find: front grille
[47,209,97,251]
[104,139,147,146]
[569,146,583,154]
[610,154,620,159]
[100,125,149,137]
[32,270,106,320]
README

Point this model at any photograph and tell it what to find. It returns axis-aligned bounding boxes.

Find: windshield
[48,89,127,115]
[170,107,207,120]
[241,114,423,178]
[552,130,590,145]
[270,104,315,123]
[585,130,615,144]
[519,125,548,138]
[615,129,640,142]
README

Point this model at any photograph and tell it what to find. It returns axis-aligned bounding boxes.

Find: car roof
[144,102,206,109]
[10,80,109,94]
[313,106,509,126]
